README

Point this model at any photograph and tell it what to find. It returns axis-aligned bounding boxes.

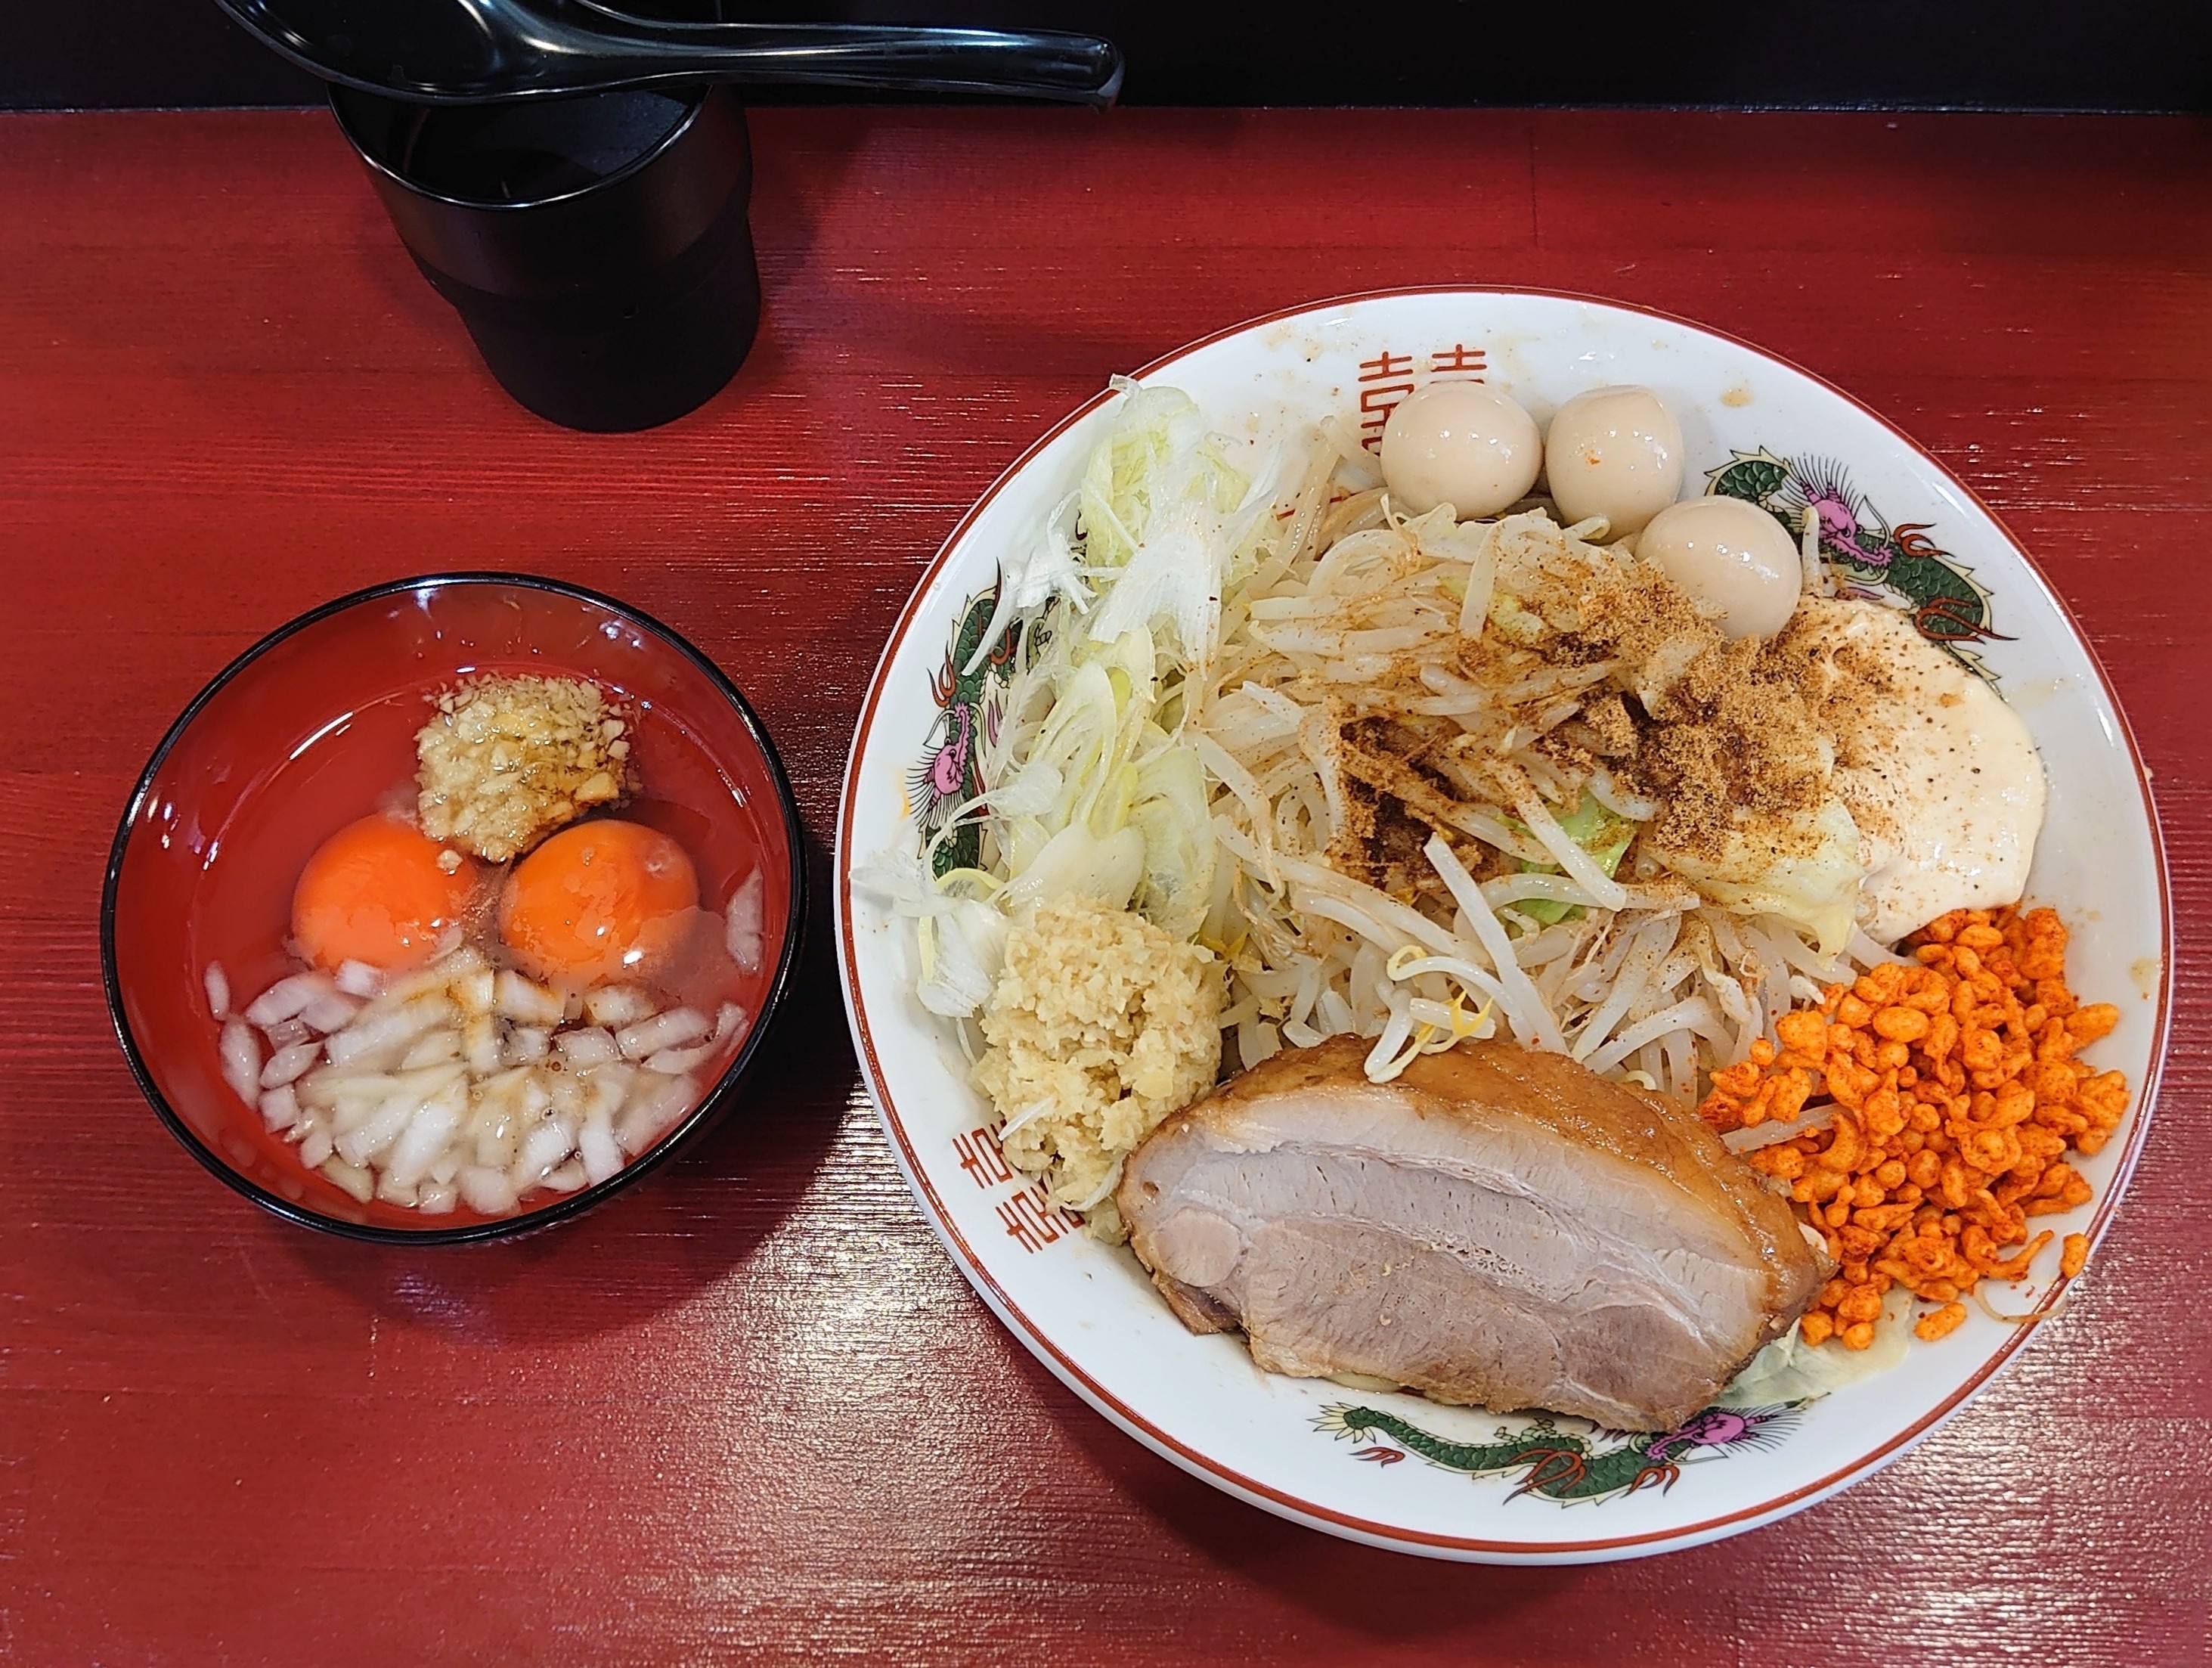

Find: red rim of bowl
[835,285,2174,1558]
[102,570,810,1246]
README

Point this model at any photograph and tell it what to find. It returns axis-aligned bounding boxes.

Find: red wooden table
[5,107,2210,1666]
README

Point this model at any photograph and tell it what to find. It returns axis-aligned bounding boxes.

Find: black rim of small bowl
[99,570,810,1245]
[325,81,713,215]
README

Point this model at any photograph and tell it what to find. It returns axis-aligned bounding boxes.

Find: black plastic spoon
[215,0,1124,107]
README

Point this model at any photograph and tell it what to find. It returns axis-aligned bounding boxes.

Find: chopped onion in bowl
[725,870,767,973]
[244,971,337,1028]
[616,1008,710,1062]
[201,857,766,1220]
[259,1039,321,1088]
[258,1083,299,1133]
[582,984,655,1028]
[218,1018,262,1107]
[333,960,386,999]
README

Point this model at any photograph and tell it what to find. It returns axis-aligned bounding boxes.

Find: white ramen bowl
[835,288,2169,1563]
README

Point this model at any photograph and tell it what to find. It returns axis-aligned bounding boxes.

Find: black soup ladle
[215,0,1125,107]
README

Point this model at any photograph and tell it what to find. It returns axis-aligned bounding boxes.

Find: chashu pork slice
[1115,1036,1826,1430]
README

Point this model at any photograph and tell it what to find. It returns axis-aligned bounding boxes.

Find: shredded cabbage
[1078,377,1276,664]
[962,491,1091,677]
[1656,796,1867,959]
[851,849,1012,1019]
[1510,792,1637,927]
[861,379,1266,1014]
[1718,1283,1913,1408]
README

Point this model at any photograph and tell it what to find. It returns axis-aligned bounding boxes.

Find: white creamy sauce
[1787,599,2047,944]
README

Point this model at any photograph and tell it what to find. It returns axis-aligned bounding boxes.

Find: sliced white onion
[203,963,231,1021]
[218,1018,262,1106]
[538,1068,581,1124]
[513,1119,574,1187]
[725,870,767,973]
[458,1166,517,1215]
[617,1008,710,1062]
[380,947,481,1006]
[336,1089,417,1168]
[323,997,454,1070]
[245,972,337,1028]
[259,1040,321,1089]
[582,985,656,1028]
[333,960,385,999]
[556,1027,621,1069]
[400,1028,462,1071]
[503,1027,550,1066]
[329,1092,381,1137]
[494,970,565,1026]
[644,1040,716,1075]
[453,965,496,1018]
[258,1084,300,1133]
[384,1077,468,1189]
[217,907,737,1220]
[463,1012,501,1076]
[299,991,362,1033]
[578,1110,624,1184]
[616,1072,692,1155]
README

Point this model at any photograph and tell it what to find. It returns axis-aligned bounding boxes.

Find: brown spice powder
[1629,638,1835,862]
[1309,529,1883,890]
[1515,560,1872,865]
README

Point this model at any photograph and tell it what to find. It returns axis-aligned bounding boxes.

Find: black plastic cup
[329,82,761,432]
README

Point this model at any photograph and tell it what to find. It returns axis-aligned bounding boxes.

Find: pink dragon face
[1677,1409,1750,1447]
[1806,488,1893,567]
[1644,1406,1758,1462]
[928,705,973,798]
[1812,493,1857,538]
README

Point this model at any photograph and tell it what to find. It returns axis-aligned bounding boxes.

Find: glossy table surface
[4,107,2209,1666]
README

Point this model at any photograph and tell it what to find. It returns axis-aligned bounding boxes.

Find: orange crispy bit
[1873,1005,1930,1043]
[2060,1233,2090,1279]
[1914,1301,1969,1342]
[1698,903,2127,1351]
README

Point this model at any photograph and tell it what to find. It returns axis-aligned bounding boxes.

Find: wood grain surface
[3,107,2209,1666]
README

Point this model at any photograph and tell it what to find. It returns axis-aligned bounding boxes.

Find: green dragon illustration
[1706,448,2006,670]
[1317,1402,1798,1505]
[909,585,1024,877]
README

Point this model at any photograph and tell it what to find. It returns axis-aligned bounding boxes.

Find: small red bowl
[101,573,806,1243]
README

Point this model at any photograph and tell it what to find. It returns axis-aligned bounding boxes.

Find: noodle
[1177,435,1876,1094]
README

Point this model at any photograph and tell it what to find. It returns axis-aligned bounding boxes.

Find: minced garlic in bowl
[416,674,637,863]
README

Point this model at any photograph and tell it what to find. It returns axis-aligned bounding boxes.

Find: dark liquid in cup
[395,92,691,204]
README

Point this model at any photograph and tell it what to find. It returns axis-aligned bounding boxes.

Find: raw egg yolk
[292,815,478,974]
[498,820,698,987]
